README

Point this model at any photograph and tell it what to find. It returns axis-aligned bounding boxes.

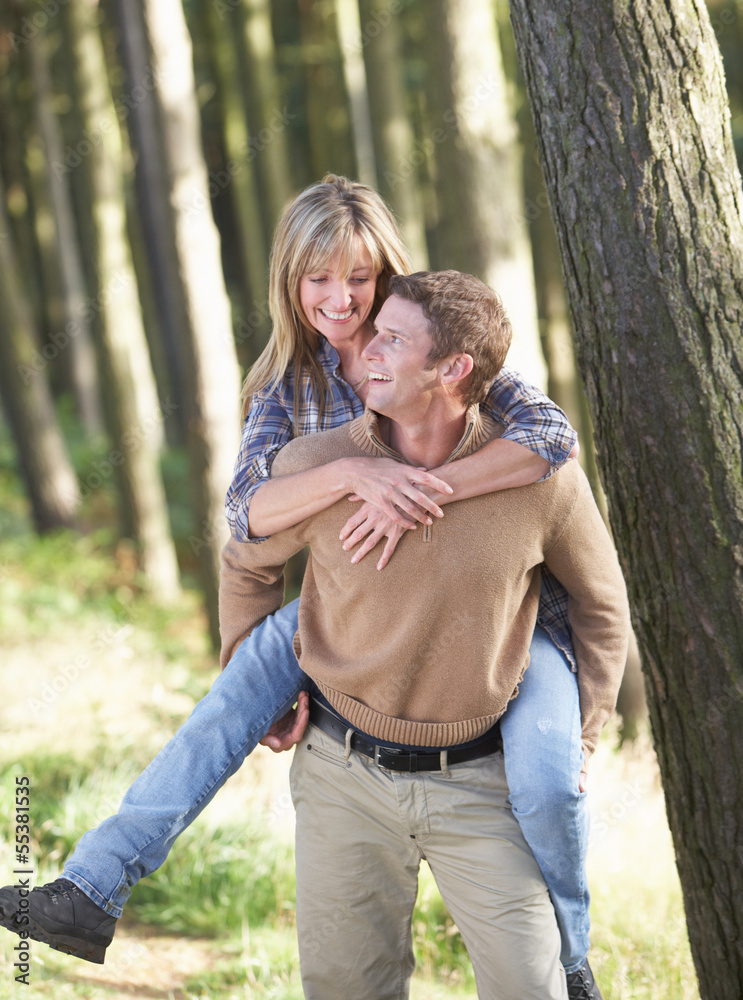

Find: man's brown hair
[387,271,512,406]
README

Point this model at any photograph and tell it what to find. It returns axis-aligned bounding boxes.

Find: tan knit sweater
[220,407,630,758]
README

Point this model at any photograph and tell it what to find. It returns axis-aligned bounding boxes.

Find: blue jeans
[501,625,590,973]
[64,602,307,918]
[64,608,589,969]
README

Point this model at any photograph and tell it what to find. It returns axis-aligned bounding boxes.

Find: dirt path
[68,920,222,997]
[1,920,230,1000]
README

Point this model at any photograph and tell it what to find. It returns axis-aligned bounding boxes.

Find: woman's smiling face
[299,242,379,348]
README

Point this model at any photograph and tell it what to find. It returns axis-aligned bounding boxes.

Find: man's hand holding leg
[260,691,310,752]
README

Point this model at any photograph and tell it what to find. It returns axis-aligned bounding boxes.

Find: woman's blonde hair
[241,174,412,423]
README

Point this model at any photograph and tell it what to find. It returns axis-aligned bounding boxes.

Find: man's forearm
[543,481,631,759]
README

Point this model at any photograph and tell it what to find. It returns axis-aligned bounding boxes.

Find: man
[219,270,630,999]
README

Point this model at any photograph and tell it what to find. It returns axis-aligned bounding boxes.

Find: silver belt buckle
[373,744,401,768]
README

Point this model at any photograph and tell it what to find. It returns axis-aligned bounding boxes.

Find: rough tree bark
[509,2,743,995]
[521,114,650,738]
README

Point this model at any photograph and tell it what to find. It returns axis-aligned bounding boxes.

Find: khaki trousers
[290,723,567,1000]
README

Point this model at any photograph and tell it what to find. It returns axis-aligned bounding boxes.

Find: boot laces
[38,879,81,901]
[567,967,596,1000]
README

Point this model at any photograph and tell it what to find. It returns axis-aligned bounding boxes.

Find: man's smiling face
[361,295,441,420]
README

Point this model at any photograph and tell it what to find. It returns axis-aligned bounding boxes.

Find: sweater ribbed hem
[317,682,501,747]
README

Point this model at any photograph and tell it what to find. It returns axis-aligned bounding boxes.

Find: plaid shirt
[226,337,578,667]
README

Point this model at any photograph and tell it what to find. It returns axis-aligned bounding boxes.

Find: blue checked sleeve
[225,394,296,542]
[481,366,577,478]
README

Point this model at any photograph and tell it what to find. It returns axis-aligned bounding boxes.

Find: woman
[4,177,590,982]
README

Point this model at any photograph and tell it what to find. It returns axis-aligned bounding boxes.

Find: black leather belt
[308,698,502,773]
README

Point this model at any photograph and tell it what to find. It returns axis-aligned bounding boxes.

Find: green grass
[411,867,477,993]
[128,817,297,937]
[182,930,304,999]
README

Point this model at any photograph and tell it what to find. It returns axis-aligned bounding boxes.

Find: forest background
[0,0,742,997]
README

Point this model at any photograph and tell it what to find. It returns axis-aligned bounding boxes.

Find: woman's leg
[63,599,305,916]
[499,624,590,974]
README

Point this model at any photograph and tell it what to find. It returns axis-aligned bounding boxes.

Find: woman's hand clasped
[341,457,451,527]
[337,458,451,570]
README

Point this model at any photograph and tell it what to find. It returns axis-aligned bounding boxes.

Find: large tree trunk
[425,0,547,386]
[523,125,650,739]
[509,2,743,995]
[0,173,79,533]
[139,0,242,649]
[503,5,646,733]
[64,0,181,602]
[358,0,429,269]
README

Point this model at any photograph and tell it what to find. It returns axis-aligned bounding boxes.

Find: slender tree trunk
[0,174,79,532]
[614,631,648,744]
[65,0,181,602]
[24,128,67,391]
[0,29,46,340]
[233,0,293,238]
[335,0,377,187]
[140,0,242,649]
[297,0,357,182]
[112,0,188,443]
[705,0,743,176]
[425,0,547,386]
[205,0,270,357]
[28,29,102,435]
[358,0,429,268]
[510,2,743,995]
[270,0,314,191]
